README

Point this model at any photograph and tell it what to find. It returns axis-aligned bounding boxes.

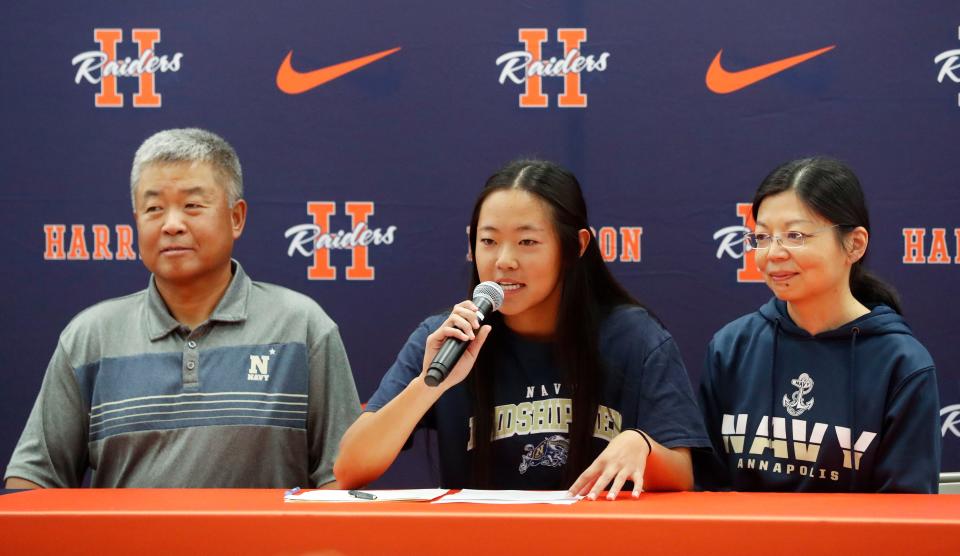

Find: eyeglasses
[743,224,849,251]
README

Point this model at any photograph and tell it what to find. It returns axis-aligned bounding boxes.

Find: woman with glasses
[695,157,940,492]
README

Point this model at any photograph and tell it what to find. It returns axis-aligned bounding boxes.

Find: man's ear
[231,199,248,240]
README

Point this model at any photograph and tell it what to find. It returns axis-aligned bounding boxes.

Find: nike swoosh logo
[705,45,835,94]
[276,46,401,94]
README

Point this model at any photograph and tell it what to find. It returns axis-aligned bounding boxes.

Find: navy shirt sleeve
[632,336,711,449]
[365,316,445,431]
[606,307,710,450]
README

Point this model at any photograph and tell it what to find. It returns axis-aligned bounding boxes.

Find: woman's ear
[578,228,591,257]
[846,226,869,264]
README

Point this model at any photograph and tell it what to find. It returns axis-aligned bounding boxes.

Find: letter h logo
[518,28,588,108]
[736,203,763,283]
[93,28,162,108]
[306,202,375,281]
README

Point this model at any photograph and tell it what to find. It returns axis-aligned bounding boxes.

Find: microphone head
[473,281,504,312]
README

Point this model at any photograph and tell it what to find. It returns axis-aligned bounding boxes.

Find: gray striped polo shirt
[4,261,361,487]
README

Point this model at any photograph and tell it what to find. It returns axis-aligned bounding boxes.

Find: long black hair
[752,156,902,314]
[465,159,644,486]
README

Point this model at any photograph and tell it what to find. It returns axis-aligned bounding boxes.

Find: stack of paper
[285,489,449,502]
[432,490,582,505]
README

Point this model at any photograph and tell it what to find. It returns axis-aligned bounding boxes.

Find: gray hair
[130,128,243,209]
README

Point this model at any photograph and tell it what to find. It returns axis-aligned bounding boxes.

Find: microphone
[424,281,504,387]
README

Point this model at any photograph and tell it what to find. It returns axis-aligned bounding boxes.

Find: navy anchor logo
[783,373,815,417]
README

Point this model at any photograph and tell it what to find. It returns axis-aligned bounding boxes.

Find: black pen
[348,489,377,500]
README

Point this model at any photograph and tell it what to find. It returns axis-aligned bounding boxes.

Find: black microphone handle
[424,296,495,387]
[424,337,469,386]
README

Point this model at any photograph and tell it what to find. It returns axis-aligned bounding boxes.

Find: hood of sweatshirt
[757,297,912,339]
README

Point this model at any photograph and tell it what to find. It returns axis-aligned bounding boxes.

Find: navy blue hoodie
[696,298,940,492]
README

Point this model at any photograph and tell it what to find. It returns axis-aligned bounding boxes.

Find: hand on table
[568,429,650,500]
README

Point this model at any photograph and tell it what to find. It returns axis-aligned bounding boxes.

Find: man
[4,128,360,488]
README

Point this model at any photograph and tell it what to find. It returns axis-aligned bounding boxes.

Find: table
[1,489,958,555]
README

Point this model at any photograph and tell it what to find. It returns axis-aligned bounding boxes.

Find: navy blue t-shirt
[366,305,710,489]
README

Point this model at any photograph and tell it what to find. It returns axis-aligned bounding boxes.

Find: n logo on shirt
[247,355,270,382]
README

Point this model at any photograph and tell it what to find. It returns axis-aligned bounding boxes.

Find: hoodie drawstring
[771,319,782,455]
[849,326,860,491]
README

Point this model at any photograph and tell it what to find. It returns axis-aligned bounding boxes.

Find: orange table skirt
[1,489,958,555]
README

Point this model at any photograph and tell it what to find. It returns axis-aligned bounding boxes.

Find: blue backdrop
[2,1,958,486]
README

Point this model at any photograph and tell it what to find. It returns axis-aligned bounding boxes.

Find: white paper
[285,488,449,502]
[431,489,582,505]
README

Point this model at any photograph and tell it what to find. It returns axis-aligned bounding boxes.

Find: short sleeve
[631,336,711,450]
[4,338,89,488]
[603,307,710,452]
[364,317,439,415]
[306,322,362,488]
